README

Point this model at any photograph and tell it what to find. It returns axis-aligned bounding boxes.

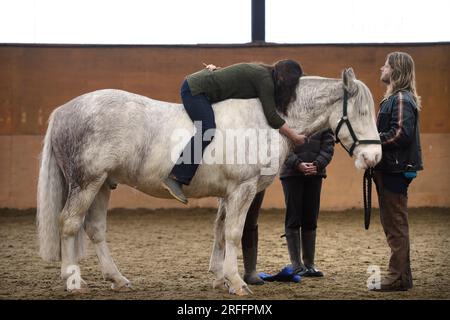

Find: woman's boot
[285,228,307,276]
[302,229,324,277]
[242,226,264,285]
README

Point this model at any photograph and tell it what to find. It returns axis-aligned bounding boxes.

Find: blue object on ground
[403,171,417,179]
[258,265,301,283]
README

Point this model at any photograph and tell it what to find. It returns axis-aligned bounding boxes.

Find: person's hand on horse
[203,63,220,71]
[291,132,308,146]
[279,124,308,146]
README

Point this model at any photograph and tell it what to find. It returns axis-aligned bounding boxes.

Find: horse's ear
[342,68,357,94]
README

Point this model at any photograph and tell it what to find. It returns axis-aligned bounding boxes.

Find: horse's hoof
[66,281,90,294]
[212,279,227,291]
[67,286,90,294]
[111,281,133,292]
[65,276,89,293]
[229,285,253,296]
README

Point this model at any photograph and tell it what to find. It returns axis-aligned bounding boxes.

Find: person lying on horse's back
[162,60,308,204]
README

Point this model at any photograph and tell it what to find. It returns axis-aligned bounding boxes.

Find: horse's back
[52,89,269,132]
[47,89,280,196]
[54,89,178,115]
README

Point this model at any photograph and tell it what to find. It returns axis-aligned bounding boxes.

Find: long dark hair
[262,59,303,115]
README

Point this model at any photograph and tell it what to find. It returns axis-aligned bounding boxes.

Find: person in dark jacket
[371,52,423,292]
[162,60,308,204]
[240,129,334,285]
[280,128,335,277]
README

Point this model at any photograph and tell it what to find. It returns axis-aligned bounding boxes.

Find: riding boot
[162,176,188,204]
[242,226,264,285]
[302,229,324,277]
[285,228,307,275]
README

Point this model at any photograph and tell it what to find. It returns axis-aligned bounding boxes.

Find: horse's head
[328,68,382,169]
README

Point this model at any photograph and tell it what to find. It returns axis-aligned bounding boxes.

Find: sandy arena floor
[0,207,449,300]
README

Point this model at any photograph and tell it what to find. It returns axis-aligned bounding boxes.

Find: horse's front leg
[209,198,227,291]
[222,181,257,296]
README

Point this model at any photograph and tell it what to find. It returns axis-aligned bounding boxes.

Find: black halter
[334,89,381,156]
[334,88,381,230]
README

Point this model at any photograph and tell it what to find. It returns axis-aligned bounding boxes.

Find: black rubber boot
[302,229,324,277]
[242,226,264,285]
[285,228,307,276]
[162,176,188,204]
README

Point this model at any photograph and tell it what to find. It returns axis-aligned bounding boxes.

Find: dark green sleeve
[186,68,212,96]
[257,80,286,129]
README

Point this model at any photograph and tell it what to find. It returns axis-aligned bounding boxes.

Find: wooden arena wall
[0,43,449,209]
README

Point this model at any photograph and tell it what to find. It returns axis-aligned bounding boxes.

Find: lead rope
[363,168,373,230]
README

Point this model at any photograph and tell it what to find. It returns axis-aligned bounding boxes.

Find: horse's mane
[353,80,375,119]
[289,75,374,119]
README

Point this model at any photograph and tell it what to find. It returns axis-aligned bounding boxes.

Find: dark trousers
[281,176,322,231]
[170,80,216,185]
[374,172,413,288]
[243,190,266,231]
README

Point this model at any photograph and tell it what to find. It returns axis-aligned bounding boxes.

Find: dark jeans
[243,190,266,231]
[170,80,216,185]
[380,172,412,195]
[281,176,322,231]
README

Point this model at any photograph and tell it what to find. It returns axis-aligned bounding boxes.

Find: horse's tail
[37,111,65,262]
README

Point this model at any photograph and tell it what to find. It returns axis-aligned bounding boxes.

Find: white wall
[1,0,449,45]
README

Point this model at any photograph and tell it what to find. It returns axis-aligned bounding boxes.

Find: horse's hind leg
[60,174,107,292]
[84,182,131,291]
[209,198,227,291]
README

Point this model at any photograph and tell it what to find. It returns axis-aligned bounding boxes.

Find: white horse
[37,68,381,295]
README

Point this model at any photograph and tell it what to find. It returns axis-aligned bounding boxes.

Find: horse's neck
[284,104,333,137]
[285,79,342,136]
[279,135,294,167]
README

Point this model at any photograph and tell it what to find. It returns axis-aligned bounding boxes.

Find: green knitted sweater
[186,63,285,129]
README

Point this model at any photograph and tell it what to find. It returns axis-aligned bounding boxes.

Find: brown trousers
[374,172,413,288]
